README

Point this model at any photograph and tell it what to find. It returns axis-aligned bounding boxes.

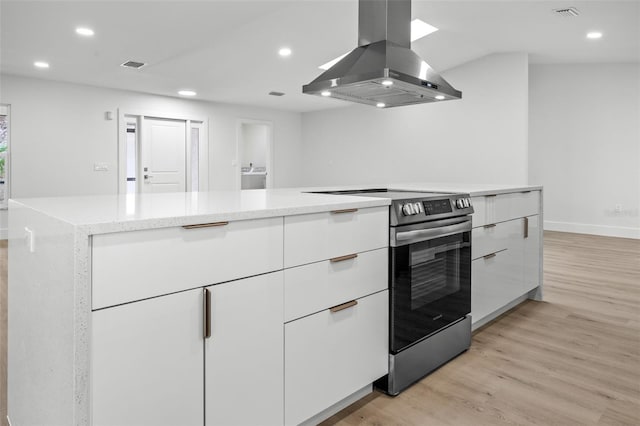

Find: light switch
[94,163,109,172]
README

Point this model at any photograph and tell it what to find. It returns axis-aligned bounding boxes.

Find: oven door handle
[393,220,471,246]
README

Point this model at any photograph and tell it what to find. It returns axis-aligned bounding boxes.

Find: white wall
[529,63,640,239]
[299,53,529,186]
[0,74,302,198]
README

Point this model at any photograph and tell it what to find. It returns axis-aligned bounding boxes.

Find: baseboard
[544,221,640,239]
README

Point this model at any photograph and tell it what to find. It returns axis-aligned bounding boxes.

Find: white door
[205,272,284,426]
[141,117,186,193]
[91,289,204,426]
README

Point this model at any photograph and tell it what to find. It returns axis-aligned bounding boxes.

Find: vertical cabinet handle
[524,217,529,239]
[204,288,212,339]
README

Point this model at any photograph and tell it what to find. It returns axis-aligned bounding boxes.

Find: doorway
[237,120,273,190]
[119,113,208,194]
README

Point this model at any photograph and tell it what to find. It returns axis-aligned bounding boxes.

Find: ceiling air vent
[553,7,580,17]
[120,60,147,69]
[269,91,285,97]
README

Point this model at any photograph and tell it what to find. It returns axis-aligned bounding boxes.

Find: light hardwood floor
[0,233,638,426]
[321,231,640,426]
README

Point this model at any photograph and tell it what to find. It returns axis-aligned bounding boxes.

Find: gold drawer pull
[183,221,229,229]
[484,253,497,260]
[483,224,496,229]
[330,253,358,263]
[330,300,358,313]
[331,208,358,214]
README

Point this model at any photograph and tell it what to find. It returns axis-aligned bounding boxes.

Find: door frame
[235,118,273,190]
[117,109,209,194]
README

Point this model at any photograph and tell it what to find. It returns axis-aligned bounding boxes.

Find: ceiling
[1,0,638,112]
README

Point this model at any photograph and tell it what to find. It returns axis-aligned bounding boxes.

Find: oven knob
[456,199,464,208]
[402,203,414,216]
[463,198,470,207]
[413,202,423,213]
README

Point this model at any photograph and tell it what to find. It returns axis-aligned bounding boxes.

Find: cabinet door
[205,272,284,426]
[523,215,541,292]
[92,289,204,426]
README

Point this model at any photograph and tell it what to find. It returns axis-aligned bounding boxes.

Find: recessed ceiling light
[76,27,95,37]
[411,19,438,42]
[381,80,394,86]
[586,32,603,39]
[319,19,437,70]
[178,90,196,96]
[321,91,331,97]
[34,61,49,69]
[376,102,386,108]
[435,95,445,100]
[279,47,292,57]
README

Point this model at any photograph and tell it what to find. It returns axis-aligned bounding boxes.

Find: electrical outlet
[615,204,622,213]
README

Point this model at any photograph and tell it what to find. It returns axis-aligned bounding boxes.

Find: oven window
[409,238,461,310]
[390,230,471,353]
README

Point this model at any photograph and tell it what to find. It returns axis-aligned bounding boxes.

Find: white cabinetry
[90,218,285,426]
[92,289,204,426]
[283,207,389,425]
[92,217,283,309]
[285,291,388,426]
[470,191,542,328]
[205,272,284,426]
[284,206,388,267]
[90,206,389,426]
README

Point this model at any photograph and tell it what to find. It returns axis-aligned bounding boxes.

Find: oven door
[390,216,472,353]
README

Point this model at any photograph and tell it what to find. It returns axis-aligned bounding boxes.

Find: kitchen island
[7,184,542,426]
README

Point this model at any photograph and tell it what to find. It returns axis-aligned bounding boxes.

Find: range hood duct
[303,0,461,108]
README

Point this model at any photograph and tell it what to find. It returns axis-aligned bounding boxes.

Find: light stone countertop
[9,183,542,235]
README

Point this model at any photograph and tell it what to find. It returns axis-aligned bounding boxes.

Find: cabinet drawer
[471,249,524,324]
[92,217,283,309]
[471,223,509,260]
[284,248,388,322]
[284,290,388,426]
[284,206,388,268]
[471,191,540,227]
[496,191,540,223]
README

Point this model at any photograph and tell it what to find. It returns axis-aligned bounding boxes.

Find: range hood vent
[303,0,461,108]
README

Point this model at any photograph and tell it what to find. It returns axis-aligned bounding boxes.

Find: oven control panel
[400,197,472,217]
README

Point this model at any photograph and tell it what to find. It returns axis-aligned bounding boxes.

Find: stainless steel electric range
[314,189,474,395]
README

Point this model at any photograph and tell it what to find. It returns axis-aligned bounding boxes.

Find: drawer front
[284,206,388,268]
[473,191,540,227]
[92,217,283,309]
[284,290,388,426]
[471,249,524,324]
[510,191,540,220]
[284,248,388,322]
[495,191,541,223]
[471,223,509,260]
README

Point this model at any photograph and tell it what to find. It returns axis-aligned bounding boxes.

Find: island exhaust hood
[302,0,462,108]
